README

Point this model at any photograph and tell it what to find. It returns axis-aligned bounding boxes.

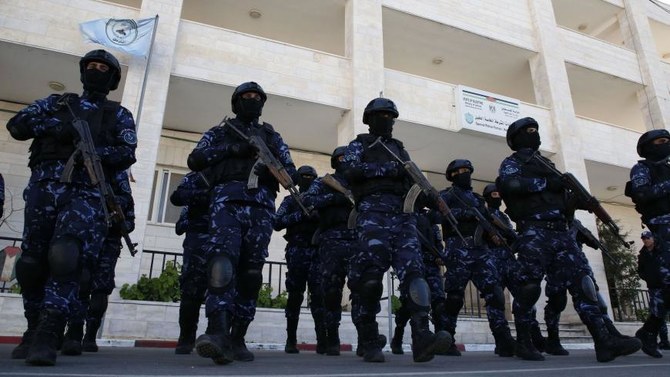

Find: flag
[79,16,156,57]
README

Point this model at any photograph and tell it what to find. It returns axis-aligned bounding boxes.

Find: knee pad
[407,276,431,311]
[517,281,541,311]
[207,255,234,295]
[286,291,304,312]
[488,285,506,311]
[445,292,464,316]
[359,278,383,306]
[596,292,609,315]
[49,236,81,283]
[324,288,343,311]
[578,275,598,305]
[546,292,568,313]
[88,292,109,319]
[15,254,48,292]
[237,267,263,300]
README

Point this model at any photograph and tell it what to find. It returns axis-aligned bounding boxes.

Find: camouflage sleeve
[630,163,670,202]
[273,196,301,231]
[269,131,298,183]
[498,157,547,194]
[432,223,444,253]
[187,126,230,171]
[302,178,344,209]
[341,140,398,178]
[96,106,137,170]
[170,172,210,207]
[6,95,65,141]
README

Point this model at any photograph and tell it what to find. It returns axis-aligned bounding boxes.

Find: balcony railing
[610,288,650,322]
[0,236,22,293]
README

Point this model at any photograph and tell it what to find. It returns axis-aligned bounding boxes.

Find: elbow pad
[6,121,33,141]
[499,178,523,194]
[187,153,206,171]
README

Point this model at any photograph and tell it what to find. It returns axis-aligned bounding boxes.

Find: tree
[597,220,640,320]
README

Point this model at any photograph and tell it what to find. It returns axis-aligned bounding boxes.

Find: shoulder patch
[121,128,137,145]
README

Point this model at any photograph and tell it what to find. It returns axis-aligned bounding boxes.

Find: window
[149,168,186,224]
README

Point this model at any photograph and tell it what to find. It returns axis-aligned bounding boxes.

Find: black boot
[391,324,405,355]
[231,318,254,361]
[530,323,546,353]
[360,321,385,362]
[659,324,670,350]
[26,309,66,366]
[61,322,83,356]
[284,316,299,354]
[441,328,461,356]
[493,327,516,357]
[587,320,641,362]
[195,311,234,365]
[11,310,40,359]
[514,322,544,361]
[410,312,453,363]
[82,318,100,353]
[315,322,327,355]
[545,327,569,356]
[175,300,200,355]
[636,316,663,358]
[603,317,634,340]
[325,325,341,356]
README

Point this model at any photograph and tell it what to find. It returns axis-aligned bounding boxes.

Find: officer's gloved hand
[254,162,269,177]
[385,161,401,177]
[463,208,478,220]
[545,176,564,192]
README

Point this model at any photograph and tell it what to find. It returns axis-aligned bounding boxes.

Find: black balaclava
[485,196,502,210]
[298,175,316,193]
[368,114,395,139]
[236,98,264,123]
[452,172,472,190]
[512,128,541,150]
[82,68,114,95]
[641,142,670,162]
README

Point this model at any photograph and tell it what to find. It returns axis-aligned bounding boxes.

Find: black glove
[254,162,269,177]
[385,161,401,177]
[545,176,564,192]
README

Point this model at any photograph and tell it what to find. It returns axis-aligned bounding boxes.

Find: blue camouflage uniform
[439,186,509,337]
[187,117,297,325]
[7,92,136,320]
[170,170,212,354]
[638,242,669,335]
[273,189,324,347]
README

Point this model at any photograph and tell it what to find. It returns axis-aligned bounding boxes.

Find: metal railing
[142,249,183,279]
[611,288,649,322]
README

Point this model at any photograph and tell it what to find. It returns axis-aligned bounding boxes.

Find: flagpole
[133,14,159,130]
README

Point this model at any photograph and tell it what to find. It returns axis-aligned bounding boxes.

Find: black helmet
[445,159,473,181]
[297,165,317,178]
[231,81,267,114]
[331,146,347,169]
[362,97,399,125]
[79,49,121,91]
[506,117,539,149]
[636,129,670,157]
[482,183,498,198]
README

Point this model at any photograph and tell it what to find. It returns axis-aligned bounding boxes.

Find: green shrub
[391,294,401,314]
[119,261,181,302]
[256,283,288,309]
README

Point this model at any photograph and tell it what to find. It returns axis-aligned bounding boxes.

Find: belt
[519,220,568,231]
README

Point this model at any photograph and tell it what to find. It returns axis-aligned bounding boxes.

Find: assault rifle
[221,117,311,216]
[572,220,617,264]
[416,230,447,265]
[321,173,359,230]
[449,188,509,249]
[58,96,138,256]
[531,152,630,249]
[369,137,465,243]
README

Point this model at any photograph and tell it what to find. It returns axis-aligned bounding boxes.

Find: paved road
[0,345,668,377]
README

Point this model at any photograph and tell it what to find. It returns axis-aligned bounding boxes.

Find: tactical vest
[630,160,670,222]
[212,120,279,193]
[502,153,567,222]
[417,213,440,252]
[29,93,120,168]
[350,134,410,200]
[319,197,353,230]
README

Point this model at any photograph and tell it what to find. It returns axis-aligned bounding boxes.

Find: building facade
[1,0,670,326]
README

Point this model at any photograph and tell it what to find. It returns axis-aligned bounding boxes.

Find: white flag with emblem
[79,17,156,57]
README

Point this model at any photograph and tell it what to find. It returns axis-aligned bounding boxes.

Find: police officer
[302,148,356,356]
[170,171,213,355]
[0,173,4,221]
[440,161,516,357]
[187,81,298,365]
[342,97,452,363]
[627,129,670,358]
[637,230,669,357]
[498,117,640,362]
[62,169,135,355]
[391,205,448,355]
[7,49,137,366]
[273,165,325,354]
